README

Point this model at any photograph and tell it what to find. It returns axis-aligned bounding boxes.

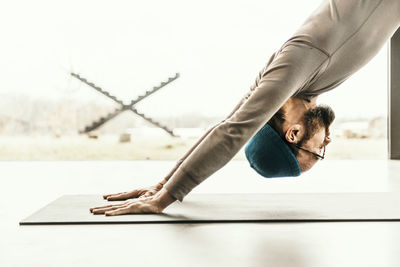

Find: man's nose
[325,136,331,145]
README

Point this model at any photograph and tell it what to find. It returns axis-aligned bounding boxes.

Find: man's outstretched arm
[157,53,278,187]
[100,53,275,203]
[100,95,249,202]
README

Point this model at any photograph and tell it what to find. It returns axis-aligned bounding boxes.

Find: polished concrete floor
[2,160,400,266]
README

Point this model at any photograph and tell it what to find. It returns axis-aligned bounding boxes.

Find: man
[90,0,400,215]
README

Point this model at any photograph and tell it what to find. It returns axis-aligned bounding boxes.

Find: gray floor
[3,160,400,266]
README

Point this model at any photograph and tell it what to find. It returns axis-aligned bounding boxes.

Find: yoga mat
[20,193,400,225]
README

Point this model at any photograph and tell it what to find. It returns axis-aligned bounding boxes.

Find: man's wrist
[154,188,176,211]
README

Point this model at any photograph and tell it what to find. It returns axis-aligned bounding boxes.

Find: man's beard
[296,105,335,148]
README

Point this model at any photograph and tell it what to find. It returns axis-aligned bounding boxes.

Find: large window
[0,0,388,160]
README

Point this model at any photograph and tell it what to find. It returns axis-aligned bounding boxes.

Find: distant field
[0,135,387,160]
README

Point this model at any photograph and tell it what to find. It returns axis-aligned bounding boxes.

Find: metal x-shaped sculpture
[71,72,180,136]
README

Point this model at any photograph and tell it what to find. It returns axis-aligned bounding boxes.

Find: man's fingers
[90,205,110,212]
[102,200,161,216]
[105,207,132,216]
[103,191,131,199]
[92,205,126,214]
[106,193,127,201]
[105,190,141,201]
[91,202,130,214]
[90,203,122,211]
[103,193,123,199]
[90,202,128,213]
[90,198,143,213]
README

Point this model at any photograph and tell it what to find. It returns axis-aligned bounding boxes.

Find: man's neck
[282,97,317,126]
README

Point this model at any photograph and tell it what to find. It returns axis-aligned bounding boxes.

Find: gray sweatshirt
[164,0,400,201]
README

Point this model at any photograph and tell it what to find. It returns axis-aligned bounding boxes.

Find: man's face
[278,102,335,173]
[296,126,331,172]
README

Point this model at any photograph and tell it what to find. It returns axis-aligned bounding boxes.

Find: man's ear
[285,124,302,144]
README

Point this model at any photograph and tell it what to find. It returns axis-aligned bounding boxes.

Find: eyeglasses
[294,144,325,160]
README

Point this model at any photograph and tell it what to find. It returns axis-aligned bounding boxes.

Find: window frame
[388,27,400,159]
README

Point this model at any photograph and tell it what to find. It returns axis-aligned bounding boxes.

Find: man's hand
[90,197,161,215]
[102,183,164,201]
[90,188,176,216]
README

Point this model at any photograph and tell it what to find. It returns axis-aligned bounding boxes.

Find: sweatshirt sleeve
[164,44,328,201]
[161,52,278,183]
[161,93,249,182]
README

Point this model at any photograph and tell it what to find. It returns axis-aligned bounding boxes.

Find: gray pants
[164,0,400,201]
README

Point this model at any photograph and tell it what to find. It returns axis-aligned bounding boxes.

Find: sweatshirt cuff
[164,167,199,202]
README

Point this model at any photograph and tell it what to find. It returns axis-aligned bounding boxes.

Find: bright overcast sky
[0,0,388,119]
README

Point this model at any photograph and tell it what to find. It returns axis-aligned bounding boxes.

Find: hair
[299,105,335,145]
[268,105,335,155]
